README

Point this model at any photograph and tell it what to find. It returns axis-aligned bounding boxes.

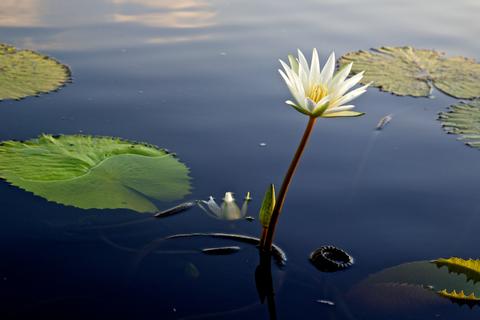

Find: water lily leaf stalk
[261,116,317,251]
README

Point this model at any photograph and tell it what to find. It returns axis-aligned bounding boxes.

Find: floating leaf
[0,43,70,101]
[349,260,480,310]
[259,184,275,228]
[433,257,480,284]
[438,289,480,305]
[340,46,480,98]
[0,134,191,212]
[439,100,480,149]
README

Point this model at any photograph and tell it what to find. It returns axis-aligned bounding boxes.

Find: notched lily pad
[340,46,480,98]
[0,134,191,212]
[349,259,480,311]
[439,100,480,149]
[0,43,71,101]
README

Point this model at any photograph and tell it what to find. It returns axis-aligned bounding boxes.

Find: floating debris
[316,299,335,306]
[202,246,241,255]
[310,245,354,272]
[259,142,267,147]
[154,201,197,218]
[245,216,255,222]
[375,114,393,130]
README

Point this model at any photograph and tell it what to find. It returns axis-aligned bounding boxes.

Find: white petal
[279,59,293,76]
[285,100,299,106]
[298,63,309,91]
[336,71,364,97]
[305,97,317,112]
[329,62,352,91]
[309,48,320,85]
[331,85,368,108]
[320,51,335,84]
[315,95,330,108]
[288,54,299,74]
[297,49,309,75]
[312,96,330,113]
[280,60,305,99]
[324,105,355,114]
[279,69,292,87]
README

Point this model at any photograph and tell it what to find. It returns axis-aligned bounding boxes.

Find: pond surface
[1,0,480,319]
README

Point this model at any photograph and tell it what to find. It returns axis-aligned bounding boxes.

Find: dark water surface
[1,0,480,319]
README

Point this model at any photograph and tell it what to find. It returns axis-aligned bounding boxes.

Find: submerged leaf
[0,134,191,212]
[439,100,480,149]
[259,184,275,228]
[0,43,71,101]
[340,46,480,98]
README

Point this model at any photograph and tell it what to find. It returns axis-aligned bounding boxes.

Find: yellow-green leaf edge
[438,100,480,149]
[339,46,480,99]
[0,43,71,101]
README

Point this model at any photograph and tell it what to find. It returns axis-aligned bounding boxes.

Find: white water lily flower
[279,49,370,118]
[198,192,251,220]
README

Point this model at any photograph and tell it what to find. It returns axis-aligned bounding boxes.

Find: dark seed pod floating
[310,245,354,272]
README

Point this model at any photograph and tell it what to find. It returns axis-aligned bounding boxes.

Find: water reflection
[1,0,217,50]
[112,0,216,28]
[0,0,42,27]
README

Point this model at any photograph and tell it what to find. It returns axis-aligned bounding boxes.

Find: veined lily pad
[439,100,480,149]
[349,259,480,310]
[0,43,71,101]
[339,46,480,98]
[0,134,191,212]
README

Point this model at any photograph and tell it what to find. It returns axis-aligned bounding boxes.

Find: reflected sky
[1,0,479,53]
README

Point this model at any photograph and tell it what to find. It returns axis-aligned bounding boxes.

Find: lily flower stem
[261,116,317,252]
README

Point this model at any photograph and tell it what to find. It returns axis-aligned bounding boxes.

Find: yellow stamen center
[308,84,328,103]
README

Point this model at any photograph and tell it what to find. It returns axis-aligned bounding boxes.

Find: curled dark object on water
[154,201,198,218]
[165,233,287,266]
[202,246,241,255]
[310,245,354,272]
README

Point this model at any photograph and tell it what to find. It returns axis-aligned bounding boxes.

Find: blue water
[1,0,480,318]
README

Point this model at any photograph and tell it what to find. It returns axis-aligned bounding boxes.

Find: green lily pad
[0,134,191,212]
[439,100,480,149]
[0,43,70,101]
[339,46,480,98]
